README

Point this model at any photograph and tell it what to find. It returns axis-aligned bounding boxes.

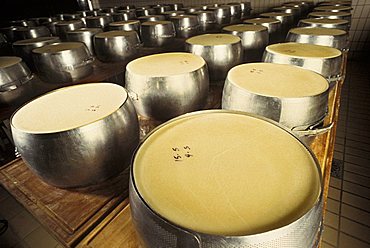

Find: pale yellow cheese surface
[301,18,348,25]
[260,12,293,17]
[244,18,281,24]
[223,24,267,32]
[110,20,140,26]
[126,52,205,77]
[266,42,342,58]
[134,112,321,236]
[85,16,106,20]
[33,42,82,53]
[56,20,83,25]
[13,37,59,45]
[290,27,346,36]
[228,63,328,97]
[0,57,22,68]
[142,20,172,26]
[314,6,352,11]
[95,30,136,38]
[67,28,102,34]
[186,34,240,46]
[11,83,127,134]
[309,11,351,17]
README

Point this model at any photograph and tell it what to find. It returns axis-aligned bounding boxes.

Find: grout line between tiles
[339,230,370,245]
[321,240,336,247]
[344,148,370,162]
[343,178,370,189]
[341,187,370,201]
[343,160,370,171]
[326,208,341,216]
[343,169,370,179]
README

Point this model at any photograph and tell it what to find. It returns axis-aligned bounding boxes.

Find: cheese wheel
[308,11,351,18]
[142,20,172,26]
[314,5,352,12]
[67,28,102,34]
[13,37,59,45]
[56,20,83,25]
[126,52,205,77]
[265,42,341,59]
[227,63,328,97]
[260,12,293,17]
[186,33,240,46]
[95,30,137,38]
[300,18,348,25]
[290,27,346,36]
[33,42,83,53]
[244,17,281,25]
[223,24,267,32]
[11,83,127,134]
[0,57,22,68]
[133,111,321,236]
[110,20,140,26]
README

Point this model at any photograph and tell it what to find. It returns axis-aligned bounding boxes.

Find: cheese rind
[133,112,321,236]
[95,30,137,38]
[227,63,328,97]
[309,11,351,17]
[13,37,59,45]
[223,24,267,32]
[0,57,22,68]
[142,20,172,25]
[110,20,140,25]
[33,42,82,53]
[301,18,348,25]
[11,83,127,134]
[126,52,205,77]
[290,27,346,36]
[266,42,341,58]
[186,34,240,46]
[244,18,281,24]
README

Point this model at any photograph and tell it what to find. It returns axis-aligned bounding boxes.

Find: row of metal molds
[1,24,347,106]
[1,19,349,88]
[3,0,352,247]
[0,2,252,43]
[0,0,351,87]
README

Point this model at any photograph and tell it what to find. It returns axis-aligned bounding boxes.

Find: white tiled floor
[1,60,370,247]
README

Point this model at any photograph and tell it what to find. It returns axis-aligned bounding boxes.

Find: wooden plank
[77,200,142,248]
[0,158,129,247]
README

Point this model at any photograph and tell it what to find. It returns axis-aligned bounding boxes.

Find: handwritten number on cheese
[172,146,193,162]
[86,105,101,112]
[173,155,182,161]
[250,68,263,74]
